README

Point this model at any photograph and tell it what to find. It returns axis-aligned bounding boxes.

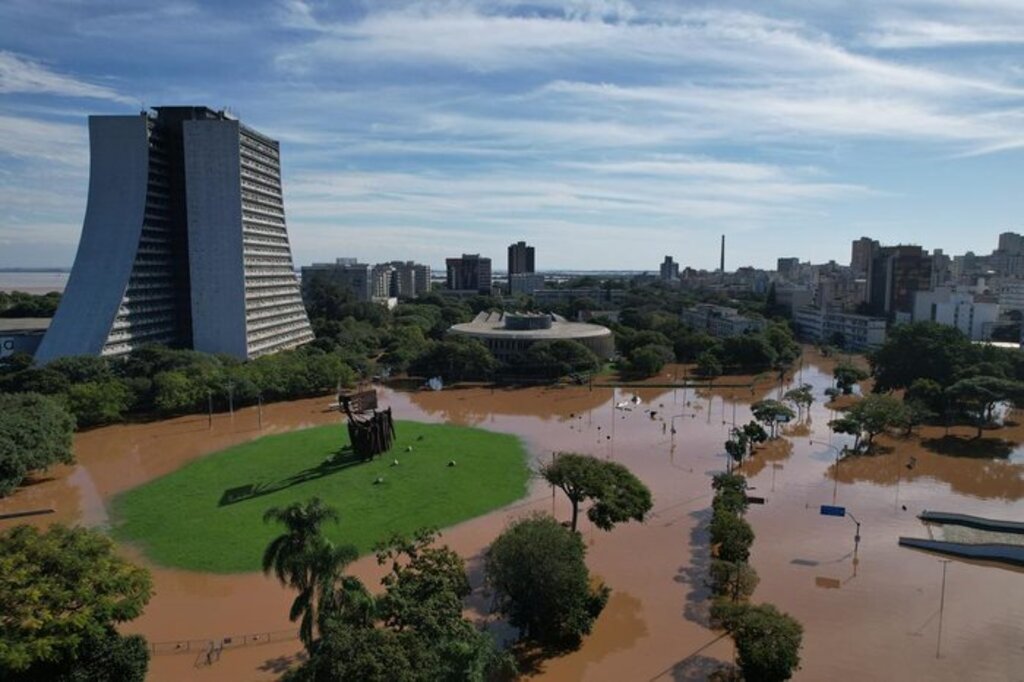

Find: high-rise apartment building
[446,254,492,293]
[660,256,680,281]
[866,245,933,318]
[388,261,431,298]
[36,107,313,363]
[850,237,879,277]
[302,260,373,301]
[507,241,535,287]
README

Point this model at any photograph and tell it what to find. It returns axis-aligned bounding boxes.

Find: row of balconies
[240,133,279,159]
[242,204,286,223]
[106,323,177,344]
[245,285,301,300]
[247,323,314,350]
[240,174,282,199]
[242,225,288,242]
[243,246,292,260]
[245,279,301,290]
[241,189,283,211]
[247,320,311,343]
[248,328,315,357]
[244,266,297,278]
[242,215,286,233]
[246,293,304,311]
[247,311,310,335]
[240,144,280,171]
[239,156,280,184]
[111,312,175,331]
[247,303,306,323]
[243,236,289,251]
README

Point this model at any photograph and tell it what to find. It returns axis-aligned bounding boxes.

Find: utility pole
[937,560,951,659]
[257,393,263,430]
[207,390,213,429]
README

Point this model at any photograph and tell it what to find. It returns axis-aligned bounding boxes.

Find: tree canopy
[0,392,75,497]
[0,525,152,679]
[485,513,609,648]
[540,453,653,532]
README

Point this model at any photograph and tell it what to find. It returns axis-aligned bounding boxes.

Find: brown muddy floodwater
[1,350,1022,681]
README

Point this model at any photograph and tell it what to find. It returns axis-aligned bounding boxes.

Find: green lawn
[110,421,530,573]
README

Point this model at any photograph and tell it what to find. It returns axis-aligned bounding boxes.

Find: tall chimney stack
[720,234,725,273]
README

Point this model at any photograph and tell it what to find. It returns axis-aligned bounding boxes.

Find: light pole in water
[937,559,951,659]
[257,393,263,430]
[207,390,213,429]
[810,439,844,504]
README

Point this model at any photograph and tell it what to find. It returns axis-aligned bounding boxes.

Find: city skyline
[1,1,1023,270]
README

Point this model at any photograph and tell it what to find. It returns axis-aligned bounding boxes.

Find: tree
[65,380,131,428]
[409,337,498,381]
[720,334,777,370]
[901,398,936,436]
[540,453,653,532]
[262,498,358,650]
[947,375,1024,438]
[729,604,803,682]
[833,362,869,395]
[709,560,759,602]
[750,399,795,439]
[696,351,723,378]
[783,384,815,419]
[724,431,749,470]
[710,509,755,563]
[871,322,974,392]
[741,421,768,455]
[626,343,675,378]
[485,513,609,648]
[0,525,152,679]
[711,473,749,516]
[0,393,75,497]
[829,394,906,450]
[372,529,514,680]
[828,415,862,451]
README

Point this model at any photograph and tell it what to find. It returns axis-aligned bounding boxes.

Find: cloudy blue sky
[1,0,1022,271]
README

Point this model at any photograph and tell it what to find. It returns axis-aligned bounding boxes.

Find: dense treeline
[596,301,800,379]
[706,473,804,681]
[827,322,1024,445]
[0,290,61,318]
[0,345,356,430]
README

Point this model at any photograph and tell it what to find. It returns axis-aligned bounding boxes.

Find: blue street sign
[820,505,846,517]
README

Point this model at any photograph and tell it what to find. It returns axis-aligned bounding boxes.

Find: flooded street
[1,351,1021,681]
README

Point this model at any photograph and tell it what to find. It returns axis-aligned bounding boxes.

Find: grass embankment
[111,421,530,573]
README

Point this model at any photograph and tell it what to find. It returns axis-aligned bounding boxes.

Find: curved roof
[449,311,612,340]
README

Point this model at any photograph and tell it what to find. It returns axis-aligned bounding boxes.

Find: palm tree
[262,497,339,585]
[262,497,358,651]
[288,540,359,648]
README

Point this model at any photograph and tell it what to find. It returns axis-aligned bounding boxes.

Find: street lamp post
[810,439,845,504]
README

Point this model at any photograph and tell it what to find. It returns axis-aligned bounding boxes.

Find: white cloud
[0,51,134,103]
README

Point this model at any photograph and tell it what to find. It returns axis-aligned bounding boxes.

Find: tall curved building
[35,107,313,363]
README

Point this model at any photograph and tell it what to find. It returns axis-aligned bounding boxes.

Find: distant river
[0,272,69,293]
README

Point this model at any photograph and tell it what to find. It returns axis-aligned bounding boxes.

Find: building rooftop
[450,311,611,340]
[0,318,52,333]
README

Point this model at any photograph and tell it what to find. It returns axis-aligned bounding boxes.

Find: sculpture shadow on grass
[218,446,366,507]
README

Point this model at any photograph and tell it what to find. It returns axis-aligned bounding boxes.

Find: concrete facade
[793,306,887,351]
[913,287,999,341]
[681,304,766,338]
[446,254,492,293]
[449,311,614,362]
[37,107,312,363]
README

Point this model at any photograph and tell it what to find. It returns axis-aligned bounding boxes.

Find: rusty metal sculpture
[339,389,395,460]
